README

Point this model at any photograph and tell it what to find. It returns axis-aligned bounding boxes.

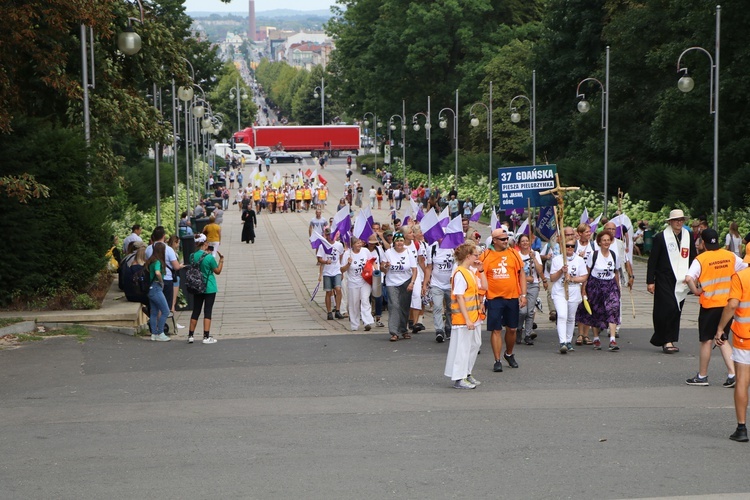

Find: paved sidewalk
[176,155,700,341]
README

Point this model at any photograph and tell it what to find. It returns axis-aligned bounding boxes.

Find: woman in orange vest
[444,241,487,389]
[303,186,313,211]
[265,188,276,213]
[318,186,328,209]
[295,187,304,213]
[276,188,285,213]
[252,187,262,213]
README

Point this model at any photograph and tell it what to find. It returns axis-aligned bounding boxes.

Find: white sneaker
[152,333,171,342]
[202,337,217,344]
[453,378,476,389]
[187,336,194,344]
[176,323,186,329]
[467,374,481,386]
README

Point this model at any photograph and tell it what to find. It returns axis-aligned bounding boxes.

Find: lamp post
[470,81,493,208]
[389,101,407,184]
[439,89,460,191]
[363,112,381,175]
[177,85,194,213]
[576,47,610,217]
[676,5,720,229]
[313,77,328,126]
[509,70,537,167]
[412,96,432,187]
[229,77,248,132]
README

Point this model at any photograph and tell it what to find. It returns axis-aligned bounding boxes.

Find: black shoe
[724,376,737,388]
[532,322,538,330]
[530,332,538,340]
[730,427,749,442]
[327,312,333,320]
[413,323,425,333]
[435,330,445,343]
[334,311,345,319]
[493,360,504,372]
[524,335,534,345]
[504,352,519,368]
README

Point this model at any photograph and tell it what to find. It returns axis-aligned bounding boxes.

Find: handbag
[362,257,377,285]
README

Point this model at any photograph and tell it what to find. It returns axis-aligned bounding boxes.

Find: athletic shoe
[327,312,333,320]
[559,343,568,354]
[376,321,385,327]
[413,323,425,333]
[530,332,538,339]
[724,376,737,388]
[435,330,445,343]
[152,333,170,342]
[686,374,709,386]
[566,342,575,352]
[453,378,476,389]
[524,335,534,345]
[493,360,504,372]
[467,374,481,386]
[364,324,372,331]
[593,338,602,350]
[608,340,620,351]
[504,352,519,368]
[202,337,217,344]
[729,427,749,442]
[187,336,194,344]
[176,323,186,329]
[334,311,345,319]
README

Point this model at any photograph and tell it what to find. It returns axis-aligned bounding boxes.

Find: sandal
[662,344,679,353]
[402,333,412,339]
[576,335,583,346]
[390,335,399,342]
[582,336,593,345]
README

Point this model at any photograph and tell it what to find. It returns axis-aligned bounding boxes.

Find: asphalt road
[2,327,750,499]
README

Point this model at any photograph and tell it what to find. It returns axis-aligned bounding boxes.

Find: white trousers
[347,283,373,331]
[552,294,581,344]
[410,276,423,309]
[444,323,482,381]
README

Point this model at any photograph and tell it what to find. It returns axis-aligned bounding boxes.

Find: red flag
[318,174,328,185]
[304,168,313,178]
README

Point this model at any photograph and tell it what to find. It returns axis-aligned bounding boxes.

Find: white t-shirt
[452,268,470,296]
[520,250,543,284]
[726,234,743,256]
[406,241,426,280]
[145,242,179,281]
[383,248,417,286]
[594,238,627,268]
[317,241,344,277]
[687,252,746,280]
[550,254,588,301]
[576,240,596,263]
[586,250,617,281]
[369,188,377,198]
[122,232,143,255]
[426,243,455,289]
[342,248,378,287]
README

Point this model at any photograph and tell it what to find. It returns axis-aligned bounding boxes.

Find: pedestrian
[376,187,383,210]
[309,209,327,237]
[550,236,588,353]
[167,235,185,330]
[145,226,182,326]
[424,239,455,343]
[517,234,543,345]
[144,242,171,342]
[202,215,222,258]
[381,231,417,341]
[647,209,697,353]
[448,194,459,219]
[241,205,257,244]
[122,224,143,255]
[726,222,743,258]
[403,225,427,334]
[444,241,487,389]
[355,182,363,208]
[684,229,746,386]
[577,231,621,351]
[317,228,345,320]
[369,185,377,209]
[341,237,378,331]
[715,265,750,442]
[480,228,527,372]
[187,233,224,344]
[365,233,386,327]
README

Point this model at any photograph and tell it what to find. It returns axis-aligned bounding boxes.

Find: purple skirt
[575,276,620,329]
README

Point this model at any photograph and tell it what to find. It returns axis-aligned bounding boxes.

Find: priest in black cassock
[646,209,697,353]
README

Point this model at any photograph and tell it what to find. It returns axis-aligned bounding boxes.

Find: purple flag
[537,206,557,240]
[310,232,333,255]
[332,205,352,248]
[580,207,589,225]
[440,216,464,249]
[353,210,374,242]
[517,219,529,236]
[470,203,484,223]
[438,206,450,228]
[420,208,444,245]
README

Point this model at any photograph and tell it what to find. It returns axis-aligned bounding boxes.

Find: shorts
[410,276,423,309]
[486,297,519,331]
[323,274,342,291]
[732,346,750,365]
[698,306,731,342]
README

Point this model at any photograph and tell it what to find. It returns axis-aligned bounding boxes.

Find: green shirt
[149,260,162,283]
[191,250,219,294]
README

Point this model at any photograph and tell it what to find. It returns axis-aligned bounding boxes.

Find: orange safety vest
[276,191,285,204]
[696,249,735,308]
[303,188,312,200]
[252,189,261,201]
[296,189,303,201]
[319,189,327,201]
[450,267,480,326]
[266,191,275,203]
[731,268,750,348]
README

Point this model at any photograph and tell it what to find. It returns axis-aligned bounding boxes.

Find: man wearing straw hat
[647,209,697,353]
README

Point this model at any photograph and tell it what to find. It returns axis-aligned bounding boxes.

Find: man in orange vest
[684,229,747,387]
[715,259,750,441]
[480,228,527,372]
[318,185,328,209]
[265,188,276,214]
[295,187,303,213]
[276,188,285,213]
[303,184,313,211]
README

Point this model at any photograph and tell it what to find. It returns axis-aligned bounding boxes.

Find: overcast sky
[184,0,337,12]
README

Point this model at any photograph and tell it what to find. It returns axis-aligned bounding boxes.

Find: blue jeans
[430,285,452,333]
[148,282,170,335]
[387,281,411,335]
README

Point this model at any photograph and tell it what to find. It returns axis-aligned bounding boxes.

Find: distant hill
[187,9,332,19]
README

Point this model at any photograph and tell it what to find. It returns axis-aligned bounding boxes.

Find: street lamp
[117,0,145,55]
[439,89,460,191]
[576,47,610,217]
[229,77,248,132]
[363,112,381,175]
[389,101,407,184]
[676,5,720,229]
[412,96,432,187]
[509,70,537,168]
[312,77,329,126]
[470,81,493,208]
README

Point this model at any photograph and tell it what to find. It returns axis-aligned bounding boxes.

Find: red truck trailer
[233,125,360,158]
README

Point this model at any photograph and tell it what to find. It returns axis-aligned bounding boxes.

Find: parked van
[213,143,257,163]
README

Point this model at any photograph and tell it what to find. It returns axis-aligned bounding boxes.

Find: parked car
[269,151,304,164]
[254,146,272,159]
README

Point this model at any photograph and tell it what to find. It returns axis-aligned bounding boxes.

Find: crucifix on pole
[540,173,579,299]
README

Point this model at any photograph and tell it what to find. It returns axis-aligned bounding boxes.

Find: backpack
[185,252,209,294]
[130,264,150,296]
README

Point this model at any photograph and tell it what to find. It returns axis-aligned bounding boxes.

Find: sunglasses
[565,244,576,248]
